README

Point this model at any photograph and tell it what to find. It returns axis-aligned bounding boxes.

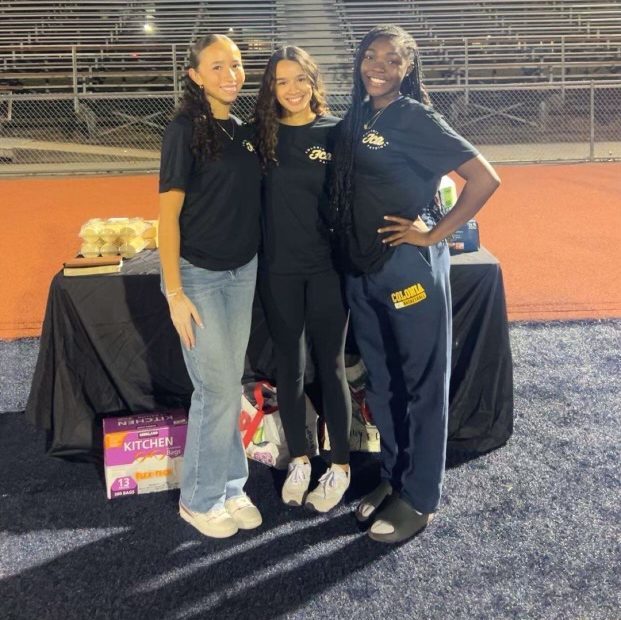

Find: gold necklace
[363,95,404,130]
[217,119,235,141]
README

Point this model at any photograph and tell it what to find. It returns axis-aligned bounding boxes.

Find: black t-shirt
[159,113,262,271]
[349,96,479,274]
[261,114,340,274]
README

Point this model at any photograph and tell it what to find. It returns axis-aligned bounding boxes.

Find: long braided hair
[253,46,328,169]
[178,34,232,162]
[331,24,444,233]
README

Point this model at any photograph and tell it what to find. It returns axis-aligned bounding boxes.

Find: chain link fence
[0,82,619,175]
[429,82,621,163]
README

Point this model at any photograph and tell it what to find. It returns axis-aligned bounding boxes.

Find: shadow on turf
[0,410,506,619]
[0,488,394,619]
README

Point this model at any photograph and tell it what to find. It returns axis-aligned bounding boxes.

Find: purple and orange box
[103,409,188,500]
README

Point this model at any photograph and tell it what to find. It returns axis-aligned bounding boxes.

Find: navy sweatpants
[345,242,452,514]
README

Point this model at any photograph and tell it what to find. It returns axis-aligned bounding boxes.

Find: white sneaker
[179,502,238,538]
[225,494,262,530]
[305,466,350,513]
[282,461,311,506]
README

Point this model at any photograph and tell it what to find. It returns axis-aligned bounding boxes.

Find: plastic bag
[241,381,319,469]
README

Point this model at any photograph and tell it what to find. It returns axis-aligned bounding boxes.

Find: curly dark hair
[178,34,237,162]
[331,25,444,232]
[253,46,328,169]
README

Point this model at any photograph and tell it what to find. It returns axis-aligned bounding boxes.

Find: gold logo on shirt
[305,146,332,164]
[390,283,427,309]
[362,130,388,150]
[242,139,255,153]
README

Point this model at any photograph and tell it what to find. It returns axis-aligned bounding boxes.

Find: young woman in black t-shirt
[331,25,501,542]
[253,46,352,513]
[159,35,263,539]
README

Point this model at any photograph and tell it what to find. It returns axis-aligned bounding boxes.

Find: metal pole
[561,36,565,102]
[589,81,595,161]
[71,45,79,113]
[464,37,469,105]
[172,44,180,105]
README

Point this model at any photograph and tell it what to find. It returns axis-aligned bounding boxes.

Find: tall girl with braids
[253,46,352,512]
[159,35,263,538]
[331,25,500,542]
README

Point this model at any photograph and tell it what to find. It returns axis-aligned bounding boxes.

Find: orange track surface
[474,163,620,321]
[1,162,620,339]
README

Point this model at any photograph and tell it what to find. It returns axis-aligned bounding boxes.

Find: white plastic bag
[241,382,319,469]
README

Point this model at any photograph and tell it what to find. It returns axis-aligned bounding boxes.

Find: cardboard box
[103,409,188,499]
[449,219,480,253]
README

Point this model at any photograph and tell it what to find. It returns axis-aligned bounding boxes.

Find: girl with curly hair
[331,25,500,543]
[253,46,352,513]
[158,34,262,538]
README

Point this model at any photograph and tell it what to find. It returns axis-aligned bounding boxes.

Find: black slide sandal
[367,494,433,543]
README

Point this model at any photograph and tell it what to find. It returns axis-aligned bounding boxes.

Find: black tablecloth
[25,248,513,459]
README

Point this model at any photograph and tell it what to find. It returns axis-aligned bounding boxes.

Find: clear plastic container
[439,175,457,209]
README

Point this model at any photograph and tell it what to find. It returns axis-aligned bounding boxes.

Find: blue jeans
[172,255,257,513]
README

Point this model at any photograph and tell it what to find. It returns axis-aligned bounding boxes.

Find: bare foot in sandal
[355,480,393,522]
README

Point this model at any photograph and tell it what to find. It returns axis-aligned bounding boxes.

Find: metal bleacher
[337,1,621,85]
[0,1,619,173]
[0,1,278,93]
[0,0,619,94]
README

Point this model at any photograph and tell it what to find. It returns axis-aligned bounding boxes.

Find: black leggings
[258,268,351,464]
